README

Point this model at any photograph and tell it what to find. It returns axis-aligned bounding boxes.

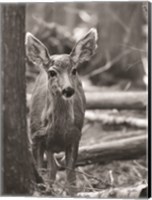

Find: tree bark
[85,91,147,110]
[1,4,34,195]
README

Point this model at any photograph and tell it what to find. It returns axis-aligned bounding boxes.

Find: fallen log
[27,91,147,110]
[77,135,146,165]
[85,110,147,129]
[56,134,147,166]
[88,130,146,143]
[77,183,147,198]
[85,91,147,110]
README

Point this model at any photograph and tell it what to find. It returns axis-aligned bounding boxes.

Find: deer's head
[26,28,98,99]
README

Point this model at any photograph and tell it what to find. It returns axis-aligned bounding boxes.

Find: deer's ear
[70,28,98,64]
[25,32,50,66]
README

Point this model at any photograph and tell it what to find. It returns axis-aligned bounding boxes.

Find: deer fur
[26,28,98,195]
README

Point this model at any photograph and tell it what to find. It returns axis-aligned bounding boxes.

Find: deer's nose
[62,87,75,98]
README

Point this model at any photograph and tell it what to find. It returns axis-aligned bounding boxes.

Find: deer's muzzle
[62,87,75,98]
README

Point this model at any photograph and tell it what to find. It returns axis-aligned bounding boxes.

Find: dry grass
[33,156,147,197]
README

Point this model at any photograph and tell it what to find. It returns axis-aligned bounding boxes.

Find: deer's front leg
[65,143,78,195]
[65,128,81,195]
[46,150,57,186]
[32,141,44,175]
[37,143,45,172]
[31,128,46,173]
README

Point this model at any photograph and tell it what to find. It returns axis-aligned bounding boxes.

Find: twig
[107,6,129,33]
[64,166,112,187]
[132,166,142,179]
[118,43,146,52]
[126,59,142,71]
[85,50,131,78]
[108,170,114,186]
[78,167,95,192]
[53,180,67,195]
[133,160,148,172]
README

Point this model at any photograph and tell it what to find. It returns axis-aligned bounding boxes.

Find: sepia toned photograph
[1,1,149,198]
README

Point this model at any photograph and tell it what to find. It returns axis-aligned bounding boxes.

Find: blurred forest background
[24,2,148,198]
[26,2,148,93]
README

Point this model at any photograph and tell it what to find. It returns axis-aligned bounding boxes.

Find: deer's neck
[45,92,74,128]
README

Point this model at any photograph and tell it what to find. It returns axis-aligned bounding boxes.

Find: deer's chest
[43,100,75,152]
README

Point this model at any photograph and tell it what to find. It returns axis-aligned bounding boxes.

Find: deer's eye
[48,70,57,78]
[72,68,77,75]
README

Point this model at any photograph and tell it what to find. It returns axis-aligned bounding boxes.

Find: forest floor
[32,110,147,198]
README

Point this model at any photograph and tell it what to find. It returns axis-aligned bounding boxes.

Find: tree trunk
[1,4,34,195]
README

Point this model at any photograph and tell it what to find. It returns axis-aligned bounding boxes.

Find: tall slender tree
[1,4,34,195]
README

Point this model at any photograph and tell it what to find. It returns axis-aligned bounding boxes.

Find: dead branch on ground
[85,110,147,129]
[76,183,147,198]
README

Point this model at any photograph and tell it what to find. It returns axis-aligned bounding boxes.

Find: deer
[26,28,98,195]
